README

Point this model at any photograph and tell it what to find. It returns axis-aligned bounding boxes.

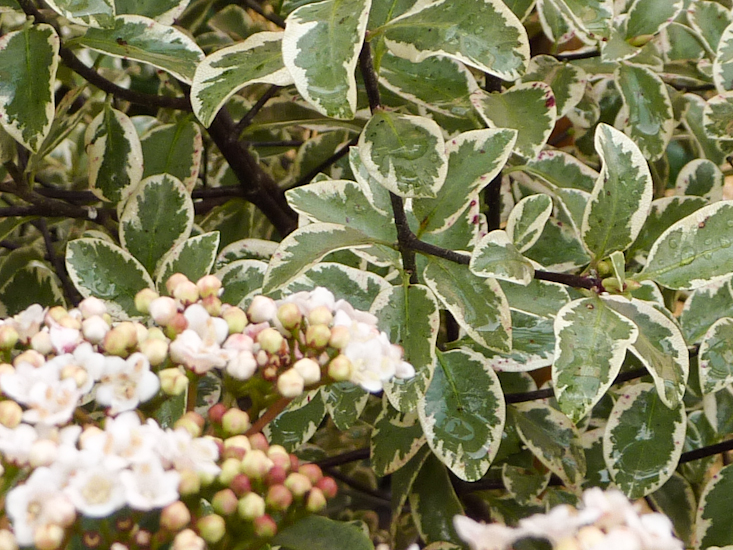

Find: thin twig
[246,397,292,435]
[285,135,359,190]
[35,219,82,306]
[242,0,286,28]
[483,74,503,231]
[233,85,281,139]
[314,448,370,468]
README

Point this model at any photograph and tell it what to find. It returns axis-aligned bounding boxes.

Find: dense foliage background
[2,0,733,548]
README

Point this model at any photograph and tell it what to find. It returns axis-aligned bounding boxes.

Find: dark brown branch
[285,135,359,190]
[234,85,281,139]
[314,448,370,469]
[555,49,601,61]
[535,270,604,291]
[242,0,286,29]
[359,40,382,112]
[35,218,82,306]
[680,438,733,464]
[483,74,503,231]
[389,193,418,283]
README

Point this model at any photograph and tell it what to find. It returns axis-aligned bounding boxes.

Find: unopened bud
[166,313,189,337]
[248,296,277,323]
[266,465,287,486]
[30,330,53,355]
[134,288,159,315]
[159,368,188,396]
[212,489,238,516]
[230,474,251,496]
[222,408,251,436]
[306,487,327,512]
[266,484,293,511]
[218,458,242,486]
[103,322,137,356]
[308,305,333,326]
[197,275,222,298]
[79,296,107,318]
[225,434,252,453]
[159,500,192,531]
[328,355,353,381]
[173,280,199,306]
[249,433,269,451]
[305,324,331,349]
[222,306,247,334]
[293,358,321,386]
[298,463,323,485]
[57,316,81,331]
[175,412,205,437]
[284,472,312,498]
[257,328,283,354]
[202,295,222,316]
[277,303,302,330]
[140,338,169,366]
[226,351,257,380]
[166,274,191,296]
[209,403,227,424]
[316,476,338,499]
[46,306,67,324]
[238,493,265,520]
[82,316,110,344]
[328,325,350,349]
[0,400,22,428]
[171,529,205,550]
[253,514,277,538]
[0,530,17,550]
[34,524,64,550]
[197,514,225,544]
[178,469,201,495]
[241,449,273,480]
[0,325,18,350]
[30,440,58,468]
[149,297,178,326]
[277,369,304,398]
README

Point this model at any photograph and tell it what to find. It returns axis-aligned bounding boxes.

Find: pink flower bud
[257,328,283,354]
[266,465,287,486]
[178,469,201,495]
[249,433,269,451]
[298,463,323,485]
[222,408,251,436]
[277,369,304,398]
[212,489,239,516]
[305,324,331,349]
[173,280,200,306]
[308,305,333,326]
[293,358,321,386]
[208,403,227,424]
[248,296,277,323]
[0,400,22,428]
[79,296,107,318]
[328,355,353,381]
[197,275,223,298]
[0,325,18,350]
[175,412,205,437]
[197,514,226,544]
[266,484,293,511]
[218,458,243,486]
[222,306,248,334]
[166,273,191,296]
[231,474,251,497]
[140,337,169,366]
[306,487,327,512]
[202,295,222,316]
[238,493,265,520]
[81,316,110,344]
[134,288,159,315]
[171,529,205,550]
[103,322,137,356]
[277,303,302,330]
[253,514,277,538]
[241,449,273,480]
[284,472,312,498]
[166,313,189,336]
[224,434,252,452]
[328,325,350,349]
[159,368,188,396]
[149,296,178,325]
[316,476,338,499]
[30,330,53,355]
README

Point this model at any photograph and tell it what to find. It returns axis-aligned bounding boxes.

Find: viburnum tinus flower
[95,352,160,414]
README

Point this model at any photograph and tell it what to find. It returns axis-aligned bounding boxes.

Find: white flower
[453,515,521,550]
[120,453,180,511]
[7,304,45,343]
[64,452,127,518]
[248,295,278,323]
[81,315,110,344]
[0,423,38,464]
[48,324,81,354]
[95,353,160,414]
[518,504,585,544]
[184,304,229,345]
[155,428,221,476]
[226,350,258,380]
[77,297,107,319]
[170,329,231,374]
[81,412,162,465]
[6,467,76,546]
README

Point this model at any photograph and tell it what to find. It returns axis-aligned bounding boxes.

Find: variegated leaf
[45,0,115,27]
[688,0,733,56]
[604,383,686,499]
[115,0,190,25]
[649,474,696,548]
[140,119,202,191]
[282,0,370,119]
[698,318,733,395]
[510,402,587,489]
[382,0,530,81]
[522,55,587,117]
[0,25,59,153]
[263,390,326,451]
[418,348,505,482]
[615,63,674,160]
[524,218,591,272]
[73,15,204,83]
[321,382,369,431]
[371,398,426,477]
[358,111,447,198]
[0,262,65,317]
[155,232,220,291]
[522,149,598,192]
[546,0,613,41]
[217,239,277,265]
[703,91,733,141]
[715,22,733,94]
[471,82,557,159]
[66,238,154,318]
[413,129,516,236]
[86,105,143,204]
[119,174,193,274]
[373,284,439,413]
[216,260,267,308]
[423,256,512,353]
[675,159,723,202]
[192,32,293,128]
[506,194,553,253]
[641,201,733,290]
[262,224,381,293]
[680,280,733,345]
[696,463,733,549]
[581,123,653,261]
[499,278,570,319]
[603,296,689,408]
[683,93,728,165]
[625,0,683,42]
[470,230,534,285]
[410,455,464,545]
[552,296,638,423]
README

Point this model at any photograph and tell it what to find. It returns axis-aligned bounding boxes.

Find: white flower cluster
[3,411,219,547]
[454,488,684,550]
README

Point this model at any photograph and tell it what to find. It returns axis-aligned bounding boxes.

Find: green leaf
[409,454,464,545]
[371,398,425,476]
[471,82,557,159]
[282,0,370,119]
[156,232,220,290]
[580,428,610,490]
[521,149,598,192]
[215,259,267,307]
[703,91,733,141]
[696,462,733,549]
[499,278,570,319]
[286,179,396,241]
[581,123,653,261]
[382,0,529,81]
[715,21,733,94]
[702,386,733,435]
[510,402,586,489]
[373,284,439,412]
[390,445,430,536]
[675,159,724,201]
[119,174,193,274]
[603,296,689,408]
[217,239,277,265]
[688,0,732,55]
[418,348,505,481]
[683,93,728,165]
[625,0,683,41]
[66,237,154,318]
[191,32,293,127]
[358,111,447,198]
[698,317,733,395]
[73,15,204,83]
[615,63,674,161]
[0,25,59,153]
[115,0,189,25]
[424,256,511,352]
[506,194,553,253]
[552,296,638,423]
[649,474,696,548]
[522,54,587,117]
[321,382,369,431]
[536,0,573,44]
[378,52,479,117]
[0,262,64,316]
[603,382,686,499]
[524,217,591,272]
[85,104,143,203]
[547,0,613,41]
[413,128,516,236]
[45,0,115,27]
[140,119,202,191]
[470,229,535,285]
[262,224,382,293]
[680,280,733,345]
[263,390,326,451]
[641,201,733,290]
[273,516,373,550]
[502,461,551,505]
